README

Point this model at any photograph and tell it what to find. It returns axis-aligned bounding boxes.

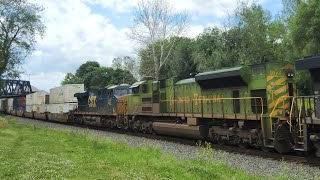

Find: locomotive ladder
[291,95,319,149]
[289,97,304,141]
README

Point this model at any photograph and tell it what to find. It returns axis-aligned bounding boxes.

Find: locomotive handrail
[160,96,264,122]
[298,98,304,138]
[288,96,296,132]
[290,95,320,138]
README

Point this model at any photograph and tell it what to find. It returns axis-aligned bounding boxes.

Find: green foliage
[166,37,197,78]
[75,61,100,77]
[61,61,136,90]
[138,42,169,78]
[0,117,260,179]
[0,0,45,78]
[138,3,289,77]
[295,70,313,95]
[192,27,241,71]
[290,0,320,57]
[136,1,320,94]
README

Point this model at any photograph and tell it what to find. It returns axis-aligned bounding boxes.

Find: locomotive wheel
[261,146,274,153]
[218,137,226,145]
[209,130,219,144]
[274,124,294,154]
[238,141,248,149]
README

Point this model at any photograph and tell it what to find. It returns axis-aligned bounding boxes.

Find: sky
[20,0,283,91]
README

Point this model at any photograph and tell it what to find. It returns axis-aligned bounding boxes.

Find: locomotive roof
[130,81,145,88]
[176,78,195,85]
[195,66,243,81]
[108,84,130,90]
[295,56,320,70]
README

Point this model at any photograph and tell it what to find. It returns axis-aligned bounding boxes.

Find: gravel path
[6,115,320,179]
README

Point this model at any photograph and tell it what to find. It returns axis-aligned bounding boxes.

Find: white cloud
[84,0,267,18]
[23,0,136,90]
[22,0,273,91]
[21,72,66,92]
[186,25,204,38]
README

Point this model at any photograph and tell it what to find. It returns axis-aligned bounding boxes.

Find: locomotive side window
[132,87,139,94]
[160,80,166,88]
[252,65,265,75]
[251,89,267,113]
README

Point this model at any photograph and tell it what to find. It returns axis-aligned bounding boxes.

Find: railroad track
[6,115,320,167]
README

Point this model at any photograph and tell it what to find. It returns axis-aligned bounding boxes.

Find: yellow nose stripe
[274,77,287,86]
[274,85,287,96]
[267,75,275,82]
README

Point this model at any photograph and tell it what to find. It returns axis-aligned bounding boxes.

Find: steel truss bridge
[0,80,33,98]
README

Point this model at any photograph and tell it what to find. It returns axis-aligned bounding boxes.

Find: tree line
[1,0,319,94]
[135,0,320,94]
[62,0,320,93]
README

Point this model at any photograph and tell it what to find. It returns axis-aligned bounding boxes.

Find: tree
[112,56,139,80]
[290,0,320,57]
[0,0,45,78]
[192,27,226,71]
[129,0,188,80]
[138,37,196,79]
[62,61,136,90]
[233,3,274,64]
[75,61,100,77]
[166,37,196,77]
[61,73,82,85]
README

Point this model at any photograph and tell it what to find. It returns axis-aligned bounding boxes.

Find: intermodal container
[0,99,7,112]
[13,97,26,111]
[33,104,47,113]
[26,91,49,105]
[47,103,78,114]
[50,84,84,104]
[7,98,14,112]
[26,105,33,112]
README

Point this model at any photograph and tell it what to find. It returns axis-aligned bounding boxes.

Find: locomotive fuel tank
[152,122,208,139]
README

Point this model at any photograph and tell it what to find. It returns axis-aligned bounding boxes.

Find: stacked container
[47,84,84,114]
[13,97,26,111]
[0,99,8,113]
[26,91,49,113]
[7,98,14,114]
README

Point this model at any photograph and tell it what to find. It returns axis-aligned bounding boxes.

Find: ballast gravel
[7,115,320,179]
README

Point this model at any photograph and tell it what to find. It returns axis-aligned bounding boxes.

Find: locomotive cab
[127,79,160,115]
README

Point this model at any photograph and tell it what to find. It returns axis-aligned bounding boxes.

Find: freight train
[1,57,320,157]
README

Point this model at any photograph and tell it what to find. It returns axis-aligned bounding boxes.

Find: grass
[0,116,262,180]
